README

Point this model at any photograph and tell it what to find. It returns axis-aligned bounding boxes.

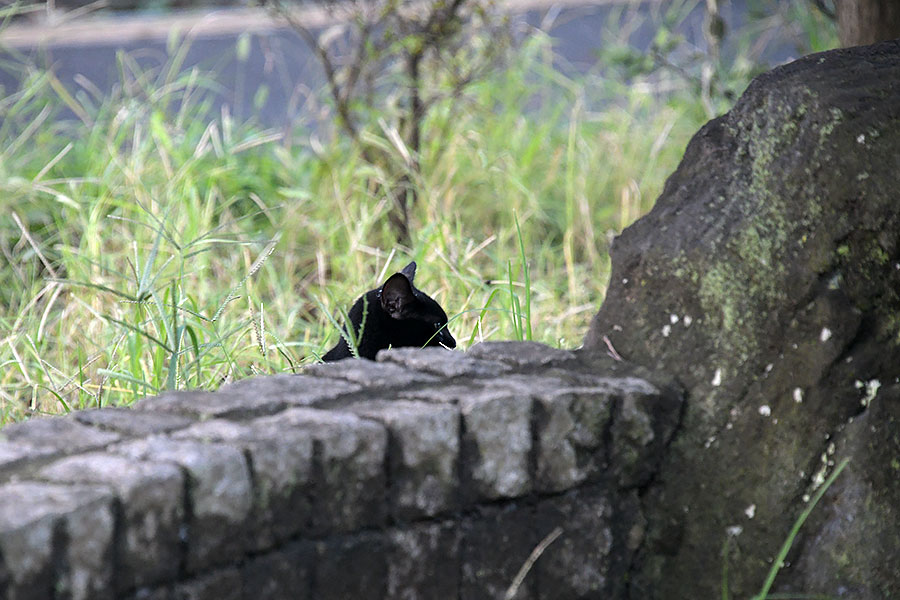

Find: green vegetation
[721,458,850,600]
[0,1,836,422]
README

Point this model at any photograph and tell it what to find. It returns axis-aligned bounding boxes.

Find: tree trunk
[836,0,900,46]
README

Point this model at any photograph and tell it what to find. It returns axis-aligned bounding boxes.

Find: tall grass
[0,4,836,422]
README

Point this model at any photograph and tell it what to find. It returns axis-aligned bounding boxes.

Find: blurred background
[0,0,884,420]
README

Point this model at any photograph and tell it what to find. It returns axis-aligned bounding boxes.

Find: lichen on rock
[584,39,900,600]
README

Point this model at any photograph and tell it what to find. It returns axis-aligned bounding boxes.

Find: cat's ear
[381,273,416,319]
[400,261,417,283]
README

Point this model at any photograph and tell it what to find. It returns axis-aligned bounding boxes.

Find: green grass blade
[137,208,171,300]
[183,324,203,386]
[51,279,139,302]
[97,368,159,394]
[315,295,362,359]
[102,313,172,353]
[721,534,732,600]
[752,458,850,600]
[467,288,502,347]
[506,260,521,341]
[514,212,532,341]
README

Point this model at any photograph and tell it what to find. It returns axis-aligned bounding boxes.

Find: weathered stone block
[174,418,314,549]
[0,481,115,600]
[304,359,438,387]
[173,568,241,600]
[349,400,459,519]
[219,374,362,408]
[468,341,577,368]
[0,442,54,475]
[481,373,571,397]
[130,586,173,600]
[111,437,252,572]
[534,488,617,599]
[378,347,512,378]
[398,383,482,404]
[135,390,285,420]
[387,522,459,600]
[241,542,312,600]
[459,389,532,501]
[0,416,120,453]
[532,386,613,493]
[607,377,678,488]
[39,453,185,591]
[460,503,537,600]
[315,532,387,600]
[75,407,194,436]
[252,408,388,533]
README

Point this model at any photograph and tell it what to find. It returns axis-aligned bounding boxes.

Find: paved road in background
[0,0,800,129]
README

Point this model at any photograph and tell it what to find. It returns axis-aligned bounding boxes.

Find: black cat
[322,261,456,361]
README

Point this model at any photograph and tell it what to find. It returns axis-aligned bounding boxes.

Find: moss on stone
[585,40,900,600]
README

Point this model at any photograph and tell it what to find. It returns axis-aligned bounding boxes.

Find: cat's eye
[434,322,443,330]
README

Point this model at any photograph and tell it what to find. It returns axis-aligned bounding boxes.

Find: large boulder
[583,40,900,599]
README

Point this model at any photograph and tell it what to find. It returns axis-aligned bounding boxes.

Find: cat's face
[380,263,456,350]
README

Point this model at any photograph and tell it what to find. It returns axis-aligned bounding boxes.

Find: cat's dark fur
[322,262,456,361]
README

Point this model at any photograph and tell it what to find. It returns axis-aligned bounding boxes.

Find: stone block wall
[0,342,682,600]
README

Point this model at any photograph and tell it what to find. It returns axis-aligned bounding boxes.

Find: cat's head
[379,262,457,349]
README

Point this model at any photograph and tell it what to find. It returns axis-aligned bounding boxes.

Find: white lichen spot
[745,504,756,519]
[857,172,869,181]
[861,379,881,407]
[726,525,743,537]
[623,278,629,285]
[854,380,864,389]
[765,363,774,374]
[683,315,693,327]
[807,451,831,491]
[793,388,804,403]
[613,324,623,331]
[804,472,828,490]
[758,405,772,417]
[827,442,836,455]
[670,314,679,324]
[811,464,826,489]
[819,327,832,342]
[704,436,716,449]
[857,133,866,144]
[726,422,733,430]
[802,493,811,502]
[712,368,723,387]
[662,324,672,338]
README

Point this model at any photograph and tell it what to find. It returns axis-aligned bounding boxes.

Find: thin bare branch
[270,0,511,243]
[269,0,362,141]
